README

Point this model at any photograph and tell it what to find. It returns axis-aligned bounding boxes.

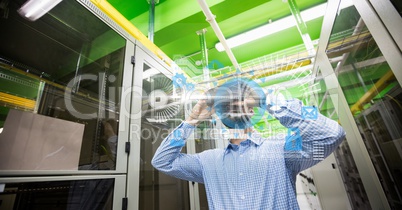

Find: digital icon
[208,59,224,70]
[172,73,187,88]
[301,106,318,120]
[214,78,266,129]
[186,83,195,91]
[285,127,302,151]
[267,113,273,120]
[170,139,185,147]
[170,129,185,147]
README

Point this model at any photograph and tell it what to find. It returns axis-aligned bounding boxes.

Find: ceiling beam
[128,0,224,35]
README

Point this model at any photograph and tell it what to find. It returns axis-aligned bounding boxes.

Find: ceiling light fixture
[215,0,353,52]
[17,0,62,21]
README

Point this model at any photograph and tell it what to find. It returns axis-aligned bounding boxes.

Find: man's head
[212,78,266,129]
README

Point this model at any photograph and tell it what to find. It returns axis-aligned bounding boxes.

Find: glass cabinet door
[0,175,126,209]
[325,3,402,209]
[194,121,217,210]
[0,0,127,172]
[137,60,190,210]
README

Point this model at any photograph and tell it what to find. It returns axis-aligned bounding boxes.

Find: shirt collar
[247,131,264,145]
[224,131,265,154]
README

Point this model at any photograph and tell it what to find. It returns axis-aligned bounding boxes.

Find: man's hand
[103,121,116,139]
[243,97,259,114]
[186,99,214,126]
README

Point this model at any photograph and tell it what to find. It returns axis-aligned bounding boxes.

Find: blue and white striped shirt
[152,99,345,210]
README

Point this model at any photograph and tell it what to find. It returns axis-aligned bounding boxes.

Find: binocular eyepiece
[202,78,267,129]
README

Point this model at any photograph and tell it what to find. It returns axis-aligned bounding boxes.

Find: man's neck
[230,138,247,145]
[228,127,253,145]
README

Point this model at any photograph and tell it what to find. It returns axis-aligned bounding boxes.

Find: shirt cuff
[180,121,196,129]
[168,122,196,147]
[175,121,196,140]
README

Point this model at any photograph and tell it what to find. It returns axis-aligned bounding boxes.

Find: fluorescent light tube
[215,0,353,52]
[17,0,62,21]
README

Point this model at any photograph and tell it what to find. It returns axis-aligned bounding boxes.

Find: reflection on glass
[335,139,372,210]
[195,121,216,210]
[139,63,190,210]
[326,3,402,209]
[314,75,372,209]
[0,179,114,209]
[0,0,126,170]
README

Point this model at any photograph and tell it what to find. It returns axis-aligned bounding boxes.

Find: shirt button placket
[238,147,247,202]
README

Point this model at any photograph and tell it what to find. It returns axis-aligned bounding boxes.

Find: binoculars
[203,78,267,129]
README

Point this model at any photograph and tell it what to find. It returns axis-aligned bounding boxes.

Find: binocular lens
[209,78,266,129]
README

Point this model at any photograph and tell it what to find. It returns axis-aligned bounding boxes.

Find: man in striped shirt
[152,79,345,210]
